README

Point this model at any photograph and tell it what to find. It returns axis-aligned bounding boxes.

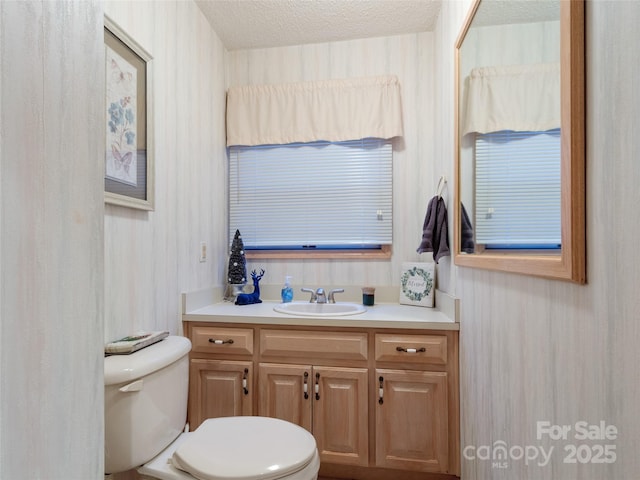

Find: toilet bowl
[104,336,319,480]
[139,417,320,480]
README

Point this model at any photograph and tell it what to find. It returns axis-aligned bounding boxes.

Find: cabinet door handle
[209,338,234,345]
[378,376,384,404]
[315,372,320,400]
[396,346,426,353]
[303,371,309,399]
[242,368,249,395]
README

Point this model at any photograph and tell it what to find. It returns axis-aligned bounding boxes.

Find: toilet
[104,335,320,480]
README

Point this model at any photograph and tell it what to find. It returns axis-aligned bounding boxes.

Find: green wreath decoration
[401,266,433,302]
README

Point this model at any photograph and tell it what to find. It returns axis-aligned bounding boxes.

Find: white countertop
[183,300,459,331]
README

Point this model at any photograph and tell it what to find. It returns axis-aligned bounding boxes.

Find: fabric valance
[226,75,404,146]
[462,63,560,136]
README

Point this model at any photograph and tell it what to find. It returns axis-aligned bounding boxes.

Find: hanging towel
[460,203,475,254]
[417,196,450,263]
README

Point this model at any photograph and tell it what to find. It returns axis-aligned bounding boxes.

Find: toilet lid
[171,416,317,480]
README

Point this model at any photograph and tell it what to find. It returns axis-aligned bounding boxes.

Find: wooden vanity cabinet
[374,333,452,473]
[258,363,312,430]
[189,358,253,427]
[186,325,255,428]
[183,322,459,480]
[258,329,369,467]
[258,363,369,466]
[375,369,449,472]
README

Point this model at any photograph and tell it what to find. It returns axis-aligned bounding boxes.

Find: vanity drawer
[190,326,254,356]
[375,333,447,365]
[260,329,368,361]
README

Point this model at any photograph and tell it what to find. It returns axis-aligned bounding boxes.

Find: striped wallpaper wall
[226,33,449,292]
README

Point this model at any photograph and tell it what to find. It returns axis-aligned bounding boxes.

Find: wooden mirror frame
[453,0,586,283]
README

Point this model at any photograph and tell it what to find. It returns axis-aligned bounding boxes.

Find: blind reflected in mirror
[454,0,586,283]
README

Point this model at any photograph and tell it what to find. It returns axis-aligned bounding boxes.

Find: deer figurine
[235,269,265,305]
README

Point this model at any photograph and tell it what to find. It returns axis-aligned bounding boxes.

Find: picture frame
[104,15,154,211]
[399,262,435,307]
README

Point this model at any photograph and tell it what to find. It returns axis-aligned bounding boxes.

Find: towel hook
[435,176,447,198]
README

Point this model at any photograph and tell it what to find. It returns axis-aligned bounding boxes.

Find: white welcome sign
[399,262,435,307]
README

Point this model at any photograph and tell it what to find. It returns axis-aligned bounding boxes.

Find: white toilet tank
[104,335,192,474]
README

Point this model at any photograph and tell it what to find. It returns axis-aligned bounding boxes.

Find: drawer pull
[378,376,384,404]
[209,338,234,345]
[396,346,426,353]
[242,368,249,395]
[315,372,320,400]
[303,372,309,399]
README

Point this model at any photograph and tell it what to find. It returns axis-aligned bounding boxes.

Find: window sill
[245,245,392,260]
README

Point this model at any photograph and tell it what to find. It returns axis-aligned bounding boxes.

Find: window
[474,129,561,249]
[229,138,392,256]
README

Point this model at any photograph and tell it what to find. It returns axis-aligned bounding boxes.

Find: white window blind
[475,129,561,248]
[229,139,392,249]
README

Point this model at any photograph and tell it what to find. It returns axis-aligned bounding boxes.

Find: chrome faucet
[301,287,344,303]
[300,287,317,303]
[315,288,327,303]
[328,288,344,303]
[300,287,328,303]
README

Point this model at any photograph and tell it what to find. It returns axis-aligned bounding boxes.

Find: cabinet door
[313,366,369,467]
[258,363,312,432]
[376,369,448,473]
[189,359,253,429]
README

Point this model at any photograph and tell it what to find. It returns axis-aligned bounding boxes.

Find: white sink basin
[274,302,367,317]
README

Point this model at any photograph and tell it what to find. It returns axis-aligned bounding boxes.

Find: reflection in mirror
[454,0,585,283]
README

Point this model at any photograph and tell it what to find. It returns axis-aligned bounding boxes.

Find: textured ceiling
[473,0,559,27]
[195,0,442,51]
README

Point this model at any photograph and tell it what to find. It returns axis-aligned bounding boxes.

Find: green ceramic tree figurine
[228,229,247,290]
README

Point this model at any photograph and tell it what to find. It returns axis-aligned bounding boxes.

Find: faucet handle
[328,288,345,303]
[300,288,317,303]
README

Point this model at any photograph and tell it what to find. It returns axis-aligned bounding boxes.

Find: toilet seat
[138,438,319,480]
[139,416,319,480]
[172,417,317,480]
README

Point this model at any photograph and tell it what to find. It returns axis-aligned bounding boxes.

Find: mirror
[454,0,585,283]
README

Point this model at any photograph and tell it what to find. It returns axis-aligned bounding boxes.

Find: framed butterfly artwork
[104,15,154,210]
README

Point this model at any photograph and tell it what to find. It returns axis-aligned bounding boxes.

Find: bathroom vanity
[182,292,460,480]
